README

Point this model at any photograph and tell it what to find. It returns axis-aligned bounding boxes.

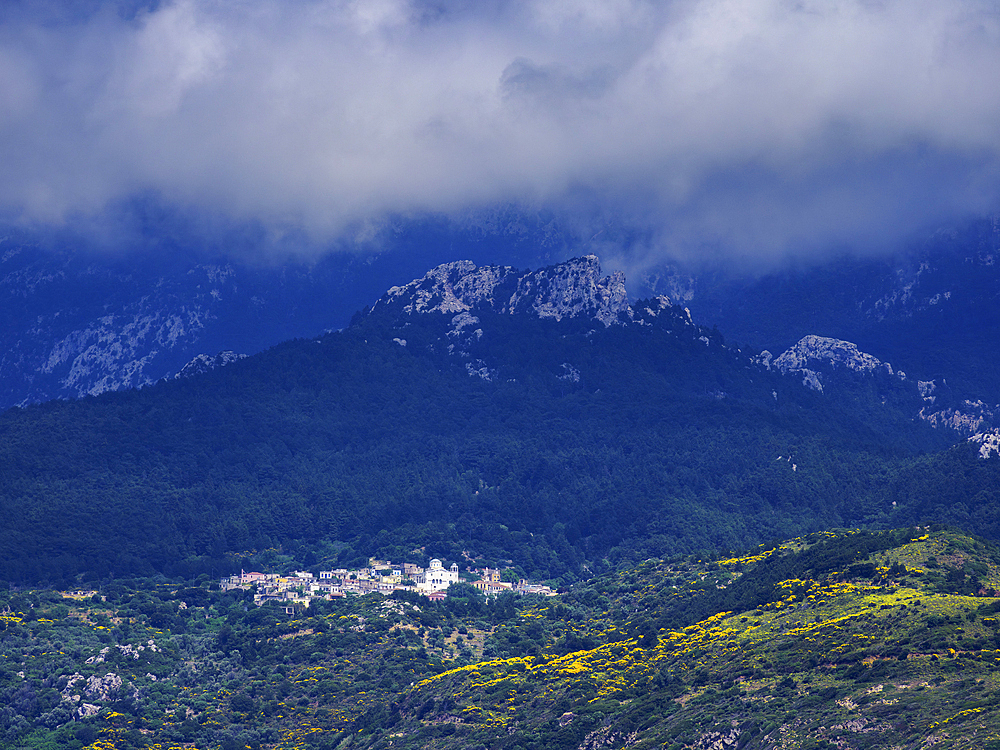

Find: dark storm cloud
[1,0,998,261]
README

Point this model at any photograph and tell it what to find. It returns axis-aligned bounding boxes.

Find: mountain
[641,215,1000,405]
[1,255,997,588]
[2,254,1000,749]
[0,210,574,410]
[0,238,379,408]
[366,256,996,440]
[367,255,632,325]
[5,212,999,418]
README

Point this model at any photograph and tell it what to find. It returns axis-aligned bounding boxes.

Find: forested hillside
[0,288,992,587]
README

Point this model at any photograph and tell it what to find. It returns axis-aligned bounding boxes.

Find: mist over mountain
[2,0,999,264]
[2,0,999,414]
[634,214,1000,403]
[0,209,574,409]
[5,208,999,428]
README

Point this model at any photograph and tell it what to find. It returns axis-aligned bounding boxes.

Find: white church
[416,558,460,593]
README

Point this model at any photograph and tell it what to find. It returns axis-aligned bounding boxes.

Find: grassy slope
[8,529,1000,750]
[377,530,1000,750]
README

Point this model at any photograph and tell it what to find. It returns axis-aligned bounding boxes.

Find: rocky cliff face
[919,399,999,436]
[0,247,237,407]
[362,255,706,387]
[0,210,583,410]
[758,334,999,438]
[372,255,636,326]
[970,429,1000,459]
[771,335,896,377]
[0,240,425,410]
[760,335,899,393]
[175,351,248,380]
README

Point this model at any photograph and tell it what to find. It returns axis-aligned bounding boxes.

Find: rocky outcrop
[377,260,517,316]
[0,247,243,408]
[175,350,247,379]
[921,408,989,435]
[365,257,702,387]
[41,307,214,397]
[371,256,635,327]
[918,379,937,402]
[773,335,894,377]
[969,429,1000,459]
[762,335,897,393]
[85,641,160,663]
[84,673,125,702]
[579,724,639,749]
[61,670,139,718]
[920,399,998,436]
[694,726,742,750]
[507,256,630,326]
[76,703,101,719]
[761,336,998,441]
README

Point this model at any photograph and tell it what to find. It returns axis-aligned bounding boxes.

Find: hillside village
[221,557,557,610]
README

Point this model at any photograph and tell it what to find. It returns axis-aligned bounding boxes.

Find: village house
[515,581,558,597]
[62,590,101,601]
[222,557,554,607]
[473,579,513,595]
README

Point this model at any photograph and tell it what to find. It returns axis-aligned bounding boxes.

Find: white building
[417,559,460,592]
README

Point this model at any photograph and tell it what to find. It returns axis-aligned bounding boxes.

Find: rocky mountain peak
[370,255,634,326]
[511,255,630,326]
[758,335,898,393]
[773,335,895,376]
[377,260,520,316]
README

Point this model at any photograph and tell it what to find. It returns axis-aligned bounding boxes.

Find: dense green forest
[0,298,995,587]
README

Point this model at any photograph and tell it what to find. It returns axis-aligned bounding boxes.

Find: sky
[1,0,999,267]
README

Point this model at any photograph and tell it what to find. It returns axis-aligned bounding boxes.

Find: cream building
[417,558,460,592]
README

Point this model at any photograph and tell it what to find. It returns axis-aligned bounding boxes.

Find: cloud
[1,0,999,262]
